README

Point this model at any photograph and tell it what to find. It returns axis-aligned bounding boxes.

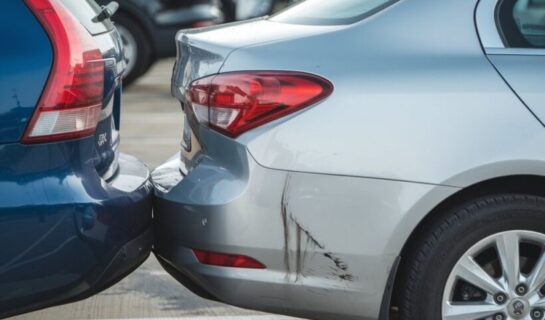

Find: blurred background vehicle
[221,0,296,22]
[95,0,224,85]
[221,0,273,21]
[513,0,545,47]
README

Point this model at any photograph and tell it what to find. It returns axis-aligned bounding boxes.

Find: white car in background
[233,0,274,20]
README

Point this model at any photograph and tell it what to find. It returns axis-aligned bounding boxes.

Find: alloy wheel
[442,230,545,320]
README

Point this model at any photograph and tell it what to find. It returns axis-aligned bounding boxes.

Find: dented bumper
[151,139,413,319]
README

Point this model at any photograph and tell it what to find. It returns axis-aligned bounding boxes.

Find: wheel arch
[386,174,545,317]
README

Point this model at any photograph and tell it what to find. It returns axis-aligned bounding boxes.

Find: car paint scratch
[281,173,292,276]
[323,252,348,271]
[295,225,302,278]
[281,173,355,282]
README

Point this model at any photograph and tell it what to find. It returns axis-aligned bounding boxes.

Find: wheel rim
[116,24,137,79]
[442,230,545,320]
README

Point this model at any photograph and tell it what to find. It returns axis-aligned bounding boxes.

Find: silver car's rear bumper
[151,148,454,320]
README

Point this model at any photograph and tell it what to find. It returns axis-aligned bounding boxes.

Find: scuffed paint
[323,252,348,271]
[281,174,292,275]
[291,217,326,281]
[291,216,325,249]
[280,173,355,282]
[151,158,184,193]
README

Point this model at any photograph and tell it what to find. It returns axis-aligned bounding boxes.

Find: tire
[113,13,154,86]
[220,0,236,22]
[398,194,545,320]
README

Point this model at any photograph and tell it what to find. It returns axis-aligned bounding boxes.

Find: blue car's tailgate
[60,0,125,179]
[0,2,52,144]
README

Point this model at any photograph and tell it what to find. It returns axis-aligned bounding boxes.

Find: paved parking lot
[9,60,299,320]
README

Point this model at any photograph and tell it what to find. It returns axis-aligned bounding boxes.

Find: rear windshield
[270,0,398,25]
[60,0,114,35]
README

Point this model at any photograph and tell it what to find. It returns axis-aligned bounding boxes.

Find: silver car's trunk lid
[171,19,342,172]
[171,19,333,102]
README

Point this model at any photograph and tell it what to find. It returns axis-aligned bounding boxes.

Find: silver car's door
[477,0,545,122]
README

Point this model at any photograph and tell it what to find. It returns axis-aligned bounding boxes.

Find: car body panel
[0,1,52,144]
[171,19,343,103]
[477,0,545,134]
[487,55,545,126]
[156,0,545,319]
[171,20,346,173]
[0,142,152,317]
[153,149,458,320]
[0,1,153,317]
[221,2,545,188]
[60,0,115,35]
[476,0,506,48]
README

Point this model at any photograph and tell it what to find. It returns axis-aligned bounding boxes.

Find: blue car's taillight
[23,0,104,144]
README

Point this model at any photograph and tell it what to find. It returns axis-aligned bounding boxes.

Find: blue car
[0,0,153,317]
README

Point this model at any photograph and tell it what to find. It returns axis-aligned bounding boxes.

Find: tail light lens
[23,0,104,144]
[193,249,266,269]
[189,72,333,137]
[191,20,216,28]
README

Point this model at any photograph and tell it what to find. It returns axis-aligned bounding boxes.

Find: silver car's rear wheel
[397,195,545,320]
[442,230,545,320]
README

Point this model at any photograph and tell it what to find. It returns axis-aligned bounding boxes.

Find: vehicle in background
[0,0,152,317]
[514,0,545,47]
[153,0,545,319]
[221,0,274,21]
[221,0,297,22]
[95,0,224,85]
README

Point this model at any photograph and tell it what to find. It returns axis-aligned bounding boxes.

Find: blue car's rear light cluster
[23,0,104,144]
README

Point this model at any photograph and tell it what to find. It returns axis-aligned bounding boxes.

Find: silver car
[152,0,545,319]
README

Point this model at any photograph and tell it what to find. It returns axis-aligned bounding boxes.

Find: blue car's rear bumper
[0,139,153,318]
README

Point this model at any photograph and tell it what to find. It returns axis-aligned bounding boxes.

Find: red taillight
[23,0,104,144]
[193,249,266,269]
[189,72,333,137]
[191,20,216,28]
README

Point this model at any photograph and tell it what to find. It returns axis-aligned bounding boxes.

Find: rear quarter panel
[221,0,545,268]
[488,54,545,125]
[222,0,545,188]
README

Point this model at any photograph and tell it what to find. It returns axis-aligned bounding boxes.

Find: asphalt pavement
[9,59,300,320]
